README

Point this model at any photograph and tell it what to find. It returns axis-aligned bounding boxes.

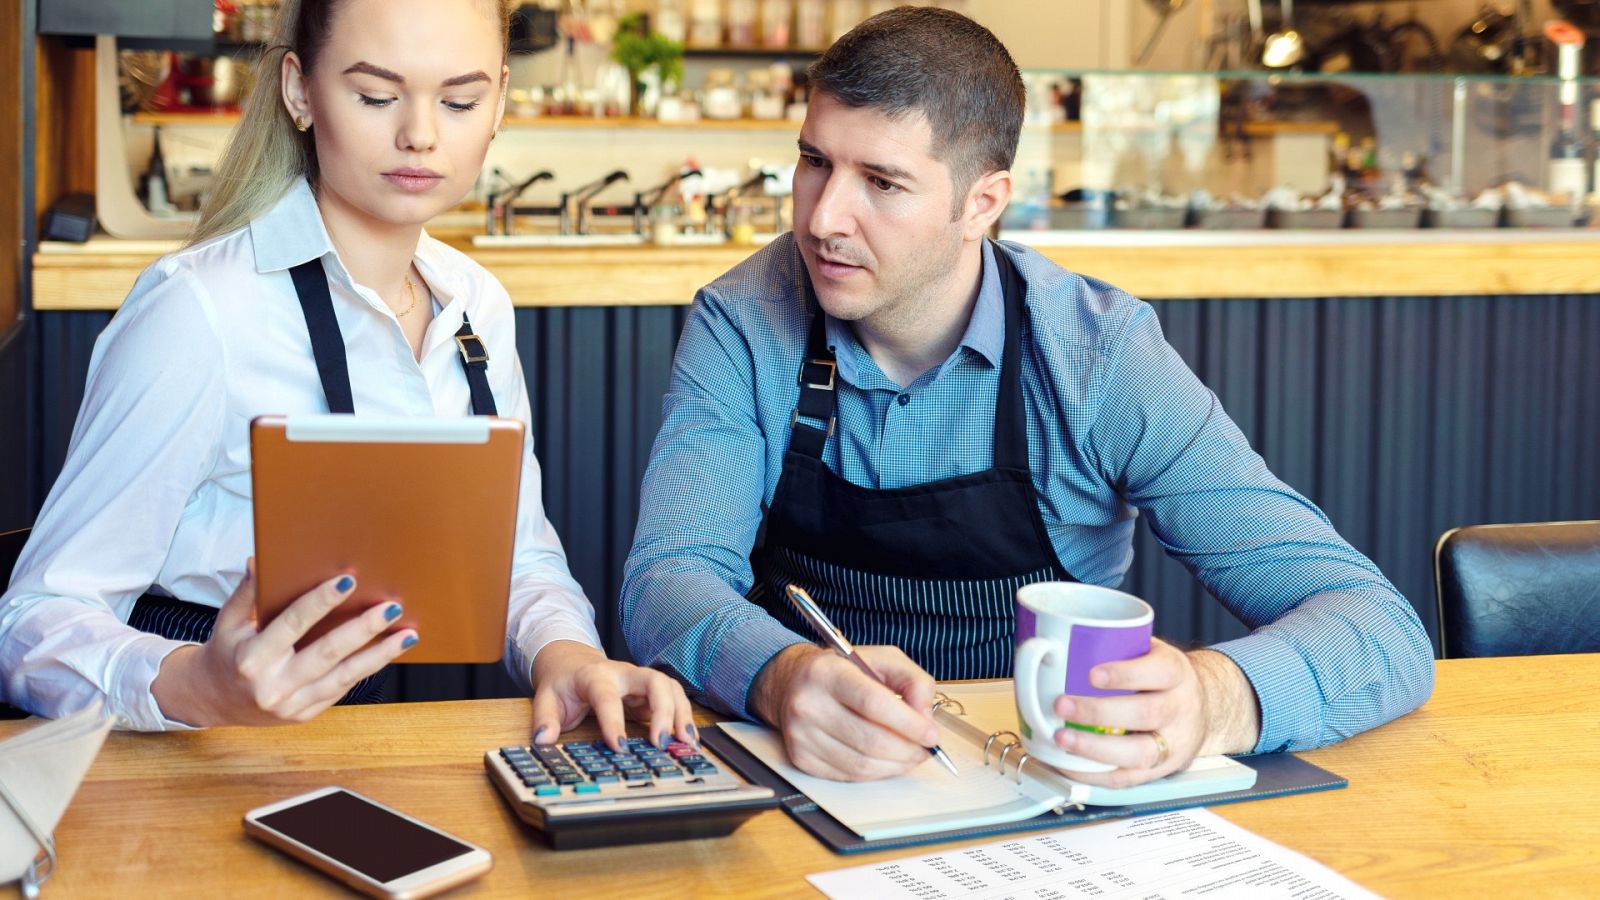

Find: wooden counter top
[30,231,1600,310]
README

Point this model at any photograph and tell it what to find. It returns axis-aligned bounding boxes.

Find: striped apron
[127,257,499,705]
[748,244,1075,680]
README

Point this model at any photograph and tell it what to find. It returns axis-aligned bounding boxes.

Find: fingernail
[655,731,667,750]
[1056,697,1076,719]
[686,723,698,745]
[1054,728,1076,749]
[401,634,418,649]
[1091,668,1109,689]
[384,603,403,621]
[336,575,355,593]
[532,726,547,744]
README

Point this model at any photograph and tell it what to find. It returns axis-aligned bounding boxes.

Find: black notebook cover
[701,726,1347,855]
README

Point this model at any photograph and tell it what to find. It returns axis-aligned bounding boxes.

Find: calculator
[484,735,777,850]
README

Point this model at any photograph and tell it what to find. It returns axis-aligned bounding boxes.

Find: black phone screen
[256,790,475,883]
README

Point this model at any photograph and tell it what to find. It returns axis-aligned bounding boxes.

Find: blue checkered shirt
[621,236,1434,753]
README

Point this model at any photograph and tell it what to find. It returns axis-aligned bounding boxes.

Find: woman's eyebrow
[341,62,490,88]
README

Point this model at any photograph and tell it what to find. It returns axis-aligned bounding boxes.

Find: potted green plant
[611,13,684,118]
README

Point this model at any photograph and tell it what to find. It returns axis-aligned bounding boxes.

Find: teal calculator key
[574,783,602,794]
[534,784,562,797]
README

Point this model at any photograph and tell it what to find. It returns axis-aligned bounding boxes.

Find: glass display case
[1002,69,1600,231]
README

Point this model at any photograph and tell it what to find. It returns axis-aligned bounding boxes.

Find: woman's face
[283,0,506,227]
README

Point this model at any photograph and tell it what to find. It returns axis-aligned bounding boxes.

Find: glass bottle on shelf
[655,0,687,44]
[829,0,862,43]
[796,0,825,49]
[689,0,722,48]
[1548,105,1587,206]
[727,0,758,48]
[763,0,793,50]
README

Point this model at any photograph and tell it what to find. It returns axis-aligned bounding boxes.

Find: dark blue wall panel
[22,294,1600,701]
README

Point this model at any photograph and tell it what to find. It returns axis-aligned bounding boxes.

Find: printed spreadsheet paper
[806,807,1380,900]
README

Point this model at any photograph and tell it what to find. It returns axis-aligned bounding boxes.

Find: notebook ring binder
[983,730,1020,767]
[0,778,56,899]
[931,692,966,717]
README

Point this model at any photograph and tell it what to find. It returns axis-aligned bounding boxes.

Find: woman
[0,0,692,749]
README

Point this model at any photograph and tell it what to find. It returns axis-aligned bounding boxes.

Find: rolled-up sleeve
[1085,302,1434,752]
[620,289,807,718]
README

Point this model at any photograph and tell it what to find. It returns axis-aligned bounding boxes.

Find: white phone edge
[242,785,493,899]
[276,415,495,444]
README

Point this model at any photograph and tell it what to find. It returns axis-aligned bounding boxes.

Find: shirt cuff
[707,619,810,721]
[108,633,204,732]
[1209,631,1321,754]
[509,623,604,696]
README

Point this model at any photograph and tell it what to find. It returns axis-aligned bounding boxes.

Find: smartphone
[243,786,492,899]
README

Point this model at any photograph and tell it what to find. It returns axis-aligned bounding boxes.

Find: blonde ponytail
[189,0,513,246]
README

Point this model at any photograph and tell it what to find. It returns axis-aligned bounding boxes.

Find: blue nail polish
[336,575,355,593]
[655,731,667,750]
[384,603,402,621]
[533,726,547,744]
[687,723,698,745]
[401,634,418,649]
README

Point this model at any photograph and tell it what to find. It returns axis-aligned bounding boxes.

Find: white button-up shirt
[1,180,602,729]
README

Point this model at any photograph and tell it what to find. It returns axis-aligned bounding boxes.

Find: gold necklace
[397,274,419,318]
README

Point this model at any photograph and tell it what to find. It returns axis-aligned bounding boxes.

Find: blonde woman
[0,0,693,749]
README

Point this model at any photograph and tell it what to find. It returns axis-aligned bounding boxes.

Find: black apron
[127,257,498,705]
[748,244,1076,680]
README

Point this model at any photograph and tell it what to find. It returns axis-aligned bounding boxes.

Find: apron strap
[289,258,356,415]
[789,279,838,459]
[990,243,1030,472]
[454,313,498,416]
[289,257,498,417]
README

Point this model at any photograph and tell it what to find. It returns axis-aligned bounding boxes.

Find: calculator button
[687,764,718,775]
[574,783,602,795]
[621,770,651,782]
[521,774,552,787]
[534,785,562,797]
[591,773,620,783]
[652,768,683,778]
[555,773,584,785]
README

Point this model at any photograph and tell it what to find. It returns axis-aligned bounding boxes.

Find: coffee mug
[1014,582,1154,772]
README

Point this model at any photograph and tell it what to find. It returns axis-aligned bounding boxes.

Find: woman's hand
[529,640,695,751]
[152,559,416,727]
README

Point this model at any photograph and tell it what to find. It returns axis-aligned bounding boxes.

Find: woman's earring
[295,116,310,132]
[491,127,499,141]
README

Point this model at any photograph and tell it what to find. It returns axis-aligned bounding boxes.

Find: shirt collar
[248,177,467,308]
[823,239,1005,386]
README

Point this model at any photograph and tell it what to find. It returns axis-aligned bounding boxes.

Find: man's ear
[961,168,1013,242]
[281,50,313,128]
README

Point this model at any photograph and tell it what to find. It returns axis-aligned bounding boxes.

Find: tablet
[249,415,525,664]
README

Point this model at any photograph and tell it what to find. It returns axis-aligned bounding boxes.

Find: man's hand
[1048,640,1261,788]
[750,643,940,782]
[529,640,695,751]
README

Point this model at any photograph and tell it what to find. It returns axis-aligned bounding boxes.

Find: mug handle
[1015,636,1069,740]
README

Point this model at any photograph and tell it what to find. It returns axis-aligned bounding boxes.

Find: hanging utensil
[1137,0,1188,66]
[1261,0,1304,68]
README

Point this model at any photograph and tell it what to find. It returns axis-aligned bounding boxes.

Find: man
[621,8,1433,786]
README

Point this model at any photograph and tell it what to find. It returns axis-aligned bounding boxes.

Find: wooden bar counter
[4,655,1597,898]
[31,230,1600,310]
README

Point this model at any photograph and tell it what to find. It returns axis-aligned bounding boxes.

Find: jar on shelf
[689,0,722,48]
[796,0,825,49]
[762,0,793,50]
[727,0,759,49]
[655,0,688,44]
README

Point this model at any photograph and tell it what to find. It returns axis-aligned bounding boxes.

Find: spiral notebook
[703,680,1347,854]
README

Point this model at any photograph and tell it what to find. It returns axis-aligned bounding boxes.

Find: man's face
[792,93,967,329]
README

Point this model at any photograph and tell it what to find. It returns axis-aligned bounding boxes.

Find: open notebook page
[717,721,1064,841]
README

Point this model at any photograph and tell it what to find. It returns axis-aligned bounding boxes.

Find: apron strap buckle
[790,408,836,438]
[455,333,490,366]
[799,358,836,391]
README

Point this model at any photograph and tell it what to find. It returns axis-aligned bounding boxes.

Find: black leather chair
[1434,520,1600,659]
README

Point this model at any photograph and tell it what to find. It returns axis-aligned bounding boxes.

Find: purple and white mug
[1014,582,1153,771]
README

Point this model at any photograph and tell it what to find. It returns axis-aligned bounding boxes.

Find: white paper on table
[0,701,112,883]
[807,807,1381,900]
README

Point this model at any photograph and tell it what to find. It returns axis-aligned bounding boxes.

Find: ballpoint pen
[785,584,961,777]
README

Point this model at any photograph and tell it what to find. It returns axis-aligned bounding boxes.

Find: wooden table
[8,655,1598,898]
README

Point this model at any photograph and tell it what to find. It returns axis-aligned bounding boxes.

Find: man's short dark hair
[806,6,1025,207]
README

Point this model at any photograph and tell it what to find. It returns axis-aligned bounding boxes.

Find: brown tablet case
[249,415,524,664]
